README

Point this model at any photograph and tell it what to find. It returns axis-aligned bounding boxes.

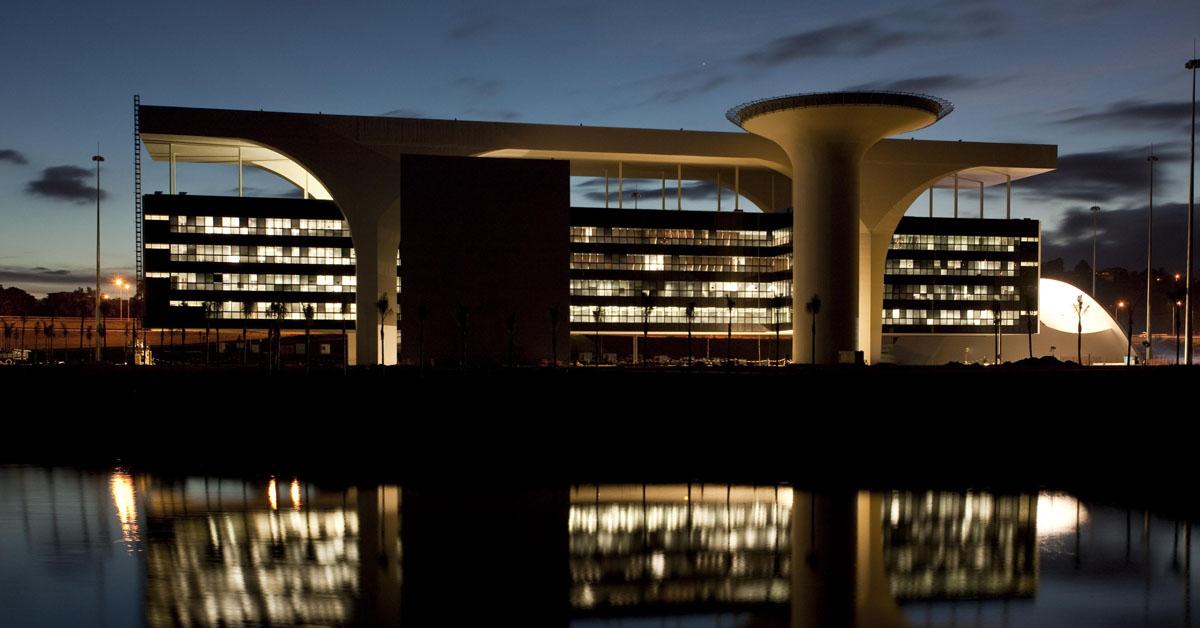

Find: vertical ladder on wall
[133,95,143,293]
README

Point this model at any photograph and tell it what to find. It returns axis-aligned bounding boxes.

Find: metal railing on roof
[726,91,954,127]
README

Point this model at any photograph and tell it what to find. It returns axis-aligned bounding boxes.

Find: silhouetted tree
[99,323,108,361]
[685,301,696,367]
[203,301,215,366]
[376,293,391,371]
[303,303,315,375]
[805,294,821,364]
[992,299,1002,364]
[640,291,654,365]
[1073,294,1088,364]
[32,321,41,363]
[18,313,26,354]
[592,306,603,366]
[45,321,55,363]
[726,296,736,367]
[269,302,287,371]
[241,299,255,366]
[86,325,93,358]
[341,296,351,374]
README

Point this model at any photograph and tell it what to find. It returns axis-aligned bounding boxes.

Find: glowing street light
[114,278,129,320]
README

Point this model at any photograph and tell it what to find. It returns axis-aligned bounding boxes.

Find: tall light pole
[1185,58,1198,365]
[1147,153,1158,364]
[1090,205,1101,297]
[92,153,104,362]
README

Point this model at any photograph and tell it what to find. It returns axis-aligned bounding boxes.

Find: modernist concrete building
[137,92,1056,364]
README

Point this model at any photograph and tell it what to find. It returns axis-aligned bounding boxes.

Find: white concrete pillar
[953,173,959,218]
[352,223,401,366]
[618,162,623,209]
[304,172,310,200]
[237,147,243,197]
[928,187,933,217]
[735,167,740,211]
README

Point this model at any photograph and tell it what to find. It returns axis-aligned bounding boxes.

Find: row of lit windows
[570,280,792,299]
[890,234,1035,252]
[569,305,791,325]
[168,300,356,321]
[571,226,791,247]
[164,215,350,238]
[170,273,357,293]
[572,253,791,273]
[884,284,1021,302]
[883,308,1029,327]
[168,244,355,265]
[886,259,1017,277]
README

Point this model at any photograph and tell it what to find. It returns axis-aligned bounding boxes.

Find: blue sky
[1,0,1197,295]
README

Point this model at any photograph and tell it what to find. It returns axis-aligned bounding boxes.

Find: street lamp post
[1147,153,1158,365]
[1091,205,1101,297]
[1185,59,1199,365]
[92,153,103,362]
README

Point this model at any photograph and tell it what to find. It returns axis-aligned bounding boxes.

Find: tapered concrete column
[728,92,951,363]
[352,221,401,365]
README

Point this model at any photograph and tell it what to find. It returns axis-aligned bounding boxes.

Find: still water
[1,466,1195,627]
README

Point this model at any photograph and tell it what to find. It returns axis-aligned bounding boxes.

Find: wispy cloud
[739,6,1004,67]
[455,77,502,97]
[25,165,106,204]
[578,179,720,204]
[0,149,29,165]
[1054,100,1193,130]
[1017,144,1184,205]
[844,74,998,94]
[380,108,426,118]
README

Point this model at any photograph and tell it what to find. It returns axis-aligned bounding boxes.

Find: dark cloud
[448,14,500,40]
[739,7,1003,66]
[1016,145,1185,205]
[0,149,29,165]
[380,108,426,118]
[580,180,720,204]
[844,74,994,94]
[1055,100,1193,130]
[0,265,92,285]
[25,165,106,204]
[1042,202,1191,272]
[225,186,305,198]
[455,77,502,97]
[646,72,733,105]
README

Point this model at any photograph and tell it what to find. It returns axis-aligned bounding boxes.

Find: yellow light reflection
[110,470,140,550]
[1037,491,1087,538]
[290,478,301,510]
[268,477,278,511]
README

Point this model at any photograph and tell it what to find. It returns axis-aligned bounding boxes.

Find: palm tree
[725,296,735,367]
[640,291,654,366]
[376,294,391,371]
[549,304,559,367]
[340,296,351,374]
[1024,293,1035,359]
[86,325,93,358]
[180,327,187,363]
[45,321,55,364]
[771,294,785,366]
[992,299,1002,364]
[805,294,821,365]
[18,313,27,354]
[303,303,315,375]
[1073,294,1089,364]
[685,301,696,367]
[269,301,287,371]
[455,303,470,368]
[99,323,108,362]
[241,299,255,366]
[505,312,516,367]
[32,321,41,364]
[592,306,603,366]
[2,321,11,351]
[203,301,214,366]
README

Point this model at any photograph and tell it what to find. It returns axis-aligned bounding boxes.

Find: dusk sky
[1,0,1197,295]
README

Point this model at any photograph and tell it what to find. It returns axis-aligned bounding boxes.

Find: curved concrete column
[729,94,950,363]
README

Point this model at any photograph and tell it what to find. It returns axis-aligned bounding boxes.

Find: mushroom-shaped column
[727,93,952,363]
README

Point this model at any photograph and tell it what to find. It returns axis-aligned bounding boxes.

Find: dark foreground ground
[4,361,1193,501]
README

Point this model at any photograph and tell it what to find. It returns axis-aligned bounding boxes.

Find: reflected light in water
[110,470,140,550]
[268,477,278,511]
[290,478,301,510]
[1036,491,1087,538]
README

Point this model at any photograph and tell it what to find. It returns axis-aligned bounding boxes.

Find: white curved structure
[885,278,1131,365]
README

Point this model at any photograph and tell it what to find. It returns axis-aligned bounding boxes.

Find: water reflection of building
[568,484,791,618]
[140,479,400,627]
[882,491,1038,601]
